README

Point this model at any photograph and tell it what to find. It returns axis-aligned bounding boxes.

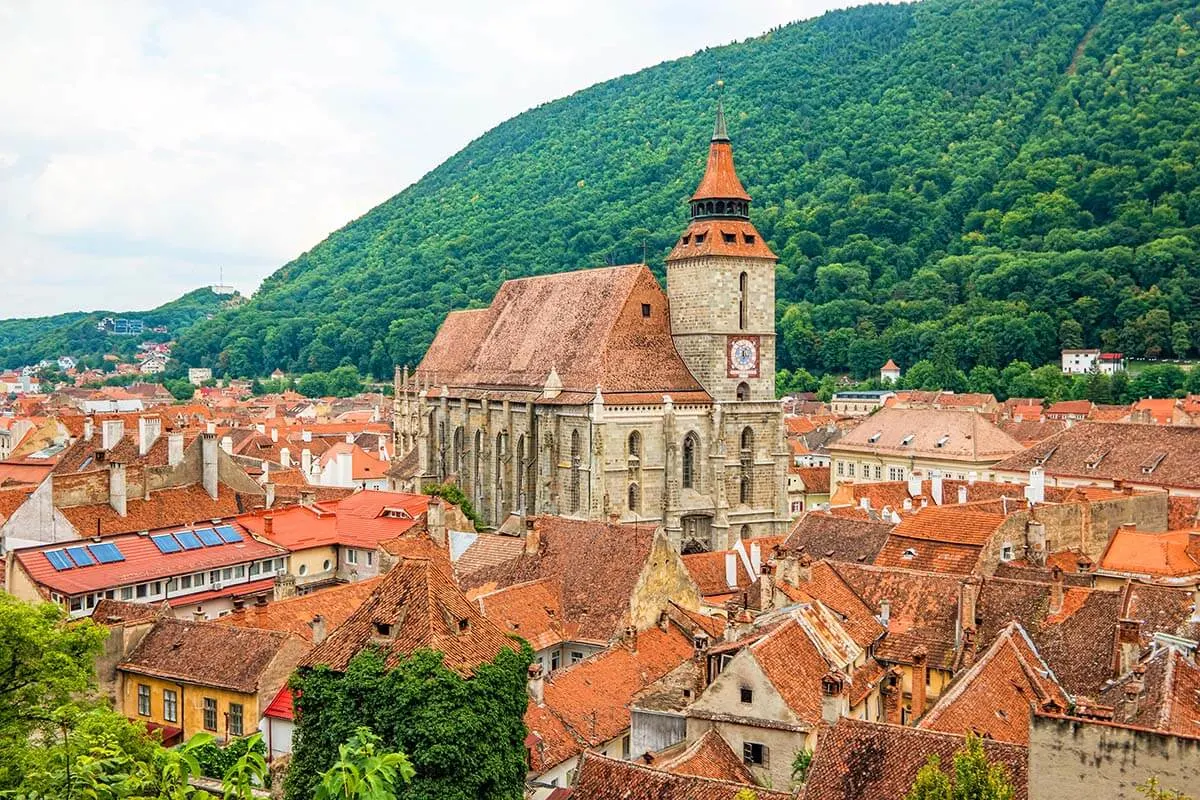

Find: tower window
[628,483,640,513]
[682,432,699,490]
[694,233,706,244]
[628,430,641,458]
[743,234,756,244]
[739,272,748,330]
[569,430,582,514]
[722,232,736,244]
[739,427,754,504]
[737,382,750,401]
[641,303,651,318]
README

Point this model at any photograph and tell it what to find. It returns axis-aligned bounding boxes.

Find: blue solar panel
[215,525,244,543]
[151,534,182,554]
[88,543,125,564]
[45,550,73,570]
[194,527,223,547]
[174,531,203,550]
[65,546,95,567]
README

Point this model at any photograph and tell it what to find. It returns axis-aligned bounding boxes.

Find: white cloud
[0,0,886,317]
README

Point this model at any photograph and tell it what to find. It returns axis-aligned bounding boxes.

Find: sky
[0,1,888,318]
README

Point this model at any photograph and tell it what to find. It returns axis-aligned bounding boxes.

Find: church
[392,103,790,552]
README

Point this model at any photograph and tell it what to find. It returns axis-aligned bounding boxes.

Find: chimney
[83,417,94,442]
[911,648,928,720]
[821,673,847,725]
[299,489,315,507]
[931,471,943,506]
[958,576,980,641]
[692,630,710,662]
[1025,466,1045,505]
[1116,619,1141,676]
[201,433,219,500]
[623,625,638,652]
[280,447,291,469]
[137,416,161,456]
[968,471,977,485]
[301,448,312,476]
[427,496,447,548]
[903,498,913,512]
[108,462,127,517]
[206,421,216,435]
[337,450,353,486]
[527,663,545,705]
[220,435,233,455]
[750,542,762,574]
[879,598,891,628]
[254,594,268,608]
[1025,520,1047,567]
[256,423,266,434]
[378,434,389,461]
[263,516,274,537]
[957,486,968,504]
[263,483,275,509]
[273,572,297,602]
[310,615,327,645]
[167,432,184,467]
[796,553,813,584]
[907,474,922,498]
[1049,565,1064,614]
[301,429,312,443]
[524,519,540,556]
[725,552,739,589]
[271,427,278,443]
[101,419,124,451]
[1121,666,1146,719]
[193,610,207,621]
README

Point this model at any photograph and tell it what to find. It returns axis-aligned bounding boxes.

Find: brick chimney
[263,516,274,537]
[821,672,847,724]
[958,575,980,642]
[427,496,447,548]
[108,462,127,517]
[911,647,928,721]
[1049,565,1064,614]
[527,663,545,705]
[524,518,540,556]
[310,614,327,645]
[1116,618,1142,677]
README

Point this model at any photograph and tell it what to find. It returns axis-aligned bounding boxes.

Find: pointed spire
[712,96,730,143]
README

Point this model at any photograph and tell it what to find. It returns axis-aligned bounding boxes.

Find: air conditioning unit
[211,582,222,590]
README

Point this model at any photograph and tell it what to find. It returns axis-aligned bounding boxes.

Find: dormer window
[722,232,737,244]
[680,235,690,245]
[694,233,706,244]
[641,303,651,318]
[1141,452,1167,474]
[374,622,392,637]
[900,434,915,447]
[935,435,950,448]
[458,618,470,633]
[1085,450,1108,469]
[867,432,882,444]
[743,234,756,244]
[902,548,917,560]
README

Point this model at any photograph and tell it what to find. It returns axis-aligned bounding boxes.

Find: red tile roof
[1098,527,1200,578]
[219,577,383,641]
[60,483,257,537]
[300,557,517,676]
[654,729,757,784]
[570,752,791,800]
[474,577,568,651]
[13,522,285,596]
[239,490,430,551]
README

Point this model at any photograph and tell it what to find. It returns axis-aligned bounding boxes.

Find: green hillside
[0,288,237,369]
[174,0,1200,385]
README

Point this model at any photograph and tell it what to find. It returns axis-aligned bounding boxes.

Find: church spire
[689,94,750,220]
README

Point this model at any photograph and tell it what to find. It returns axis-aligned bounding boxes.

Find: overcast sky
[0,1,888,318]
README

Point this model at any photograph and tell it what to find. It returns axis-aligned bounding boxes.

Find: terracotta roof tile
[1099,528,1200,578]
[1098,647,1200,737]
[60,483,256,537]
[300,557,516,676]
[804,718,1028,800]
[454,532,526,578]
[836,408,1023,461]
[793,466,829,493]
[654,729,757,784]
[219,577,383,641]
[779,513,893,565]
[474,577,568,651]
[571,752,791,800]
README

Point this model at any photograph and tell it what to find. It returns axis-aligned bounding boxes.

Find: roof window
[743,234,756,244]
[935,435,950,448]
[1085,450,1108,470]
[867,431,882,444]
[902,548,917,560]
[900,434,915,447]
[680,235,690,245]
[694,233,706,244]
[722,232,737,244]
[1141,452,1167,474]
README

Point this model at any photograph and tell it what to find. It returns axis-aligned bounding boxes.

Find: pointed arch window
[739,271,748,330]
[739,427,754,504]
[737,382,750,401]
[453,426,464,476]
[569,429,582,514]
[628,483,640,514]
[628,430,641,459]
[682,432,699,490]
[473,429,483,504]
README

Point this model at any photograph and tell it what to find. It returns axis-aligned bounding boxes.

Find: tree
[297,372,331,398]
[422,482,484,530]
[164,377,196,401]
[315,727,414,800]
[1058,319,1084,349]
[0,596,107,784]
[903,734,1015,800]
[791,748,813,784]
[1137,776,1195,800]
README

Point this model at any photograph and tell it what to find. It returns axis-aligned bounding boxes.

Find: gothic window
[495,431,509,518]
[628,483,640,513]
[716,200,726,214]
[682,432,699,490]
[739,427,754,504]
[516,434,527,512]
[737,382,750,401]
[739,271,748,330]
[628,430,641,460]
[569,429,582,513]
[453,426,464,475]
[473,430,483,503]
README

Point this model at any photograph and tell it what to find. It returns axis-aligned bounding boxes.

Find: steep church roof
[417,264,709,404]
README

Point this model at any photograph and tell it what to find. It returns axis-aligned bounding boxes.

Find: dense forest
[166,0,1200,384]
[0,288,237,369]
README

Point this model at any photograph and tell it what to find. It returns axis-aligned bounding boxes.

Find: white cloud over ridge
[1,0,886,317]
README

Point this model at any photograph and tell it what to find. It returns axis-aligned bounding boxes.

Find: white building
[1061,349,1126,375]
[188,367,214,386]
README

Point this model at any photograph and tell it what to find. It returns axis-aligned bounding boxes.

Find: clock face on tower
[727,335,760,378]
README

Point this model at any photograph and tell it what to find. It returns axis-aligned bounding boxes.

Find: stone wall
[1028,713,1200,800]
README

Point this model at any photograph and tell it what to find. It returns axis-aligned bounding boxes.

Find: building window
[641,303,651,318]
[682,432,699,490]
[627,430,641,459]
[836,461,844,477]
[740,687,753,704]
[743,742,768,766]
[453,426,464,476]
[1001,544,1015,562]
[137,684,150,716]
[228,703,244,737]
[323,559,331,571]
[366,551,373,567]
[233,565,245,579]
[298,564,308,576]
[628,483,640,513]
[874,465,882,480]
[120,587,133,601]
[848,463,856,478]
[203,697,217,731]
[570,650,584,665]
[736,382,750,401]
[163,689,178,723]
[569,429,582,513]
[551,651,561,671]
[346,549,358,565]
[739,428,754,505]
[739,271,748,330]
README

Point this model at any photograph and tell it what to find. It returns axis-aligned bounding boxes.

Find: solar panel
[194,527,223,547]
[215,525,244,543]
[65,546,95,567]
[151,534,182,554]
[174,531,203,550]
[88,543,125,564]
[45,550,73,570]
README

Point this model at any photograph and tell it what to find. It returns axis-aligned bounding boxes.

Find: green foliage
[0,288,234,370]
[314,727,414,800]
[903,735,1016,800]
[421,482,484,530]
[0,595,108,785]
[791,748,813,783]
[192,734,267,785]
[1137,776,1195,800]
[163,378,197,401]
[171,0,1200,383]
[285,642,533,800]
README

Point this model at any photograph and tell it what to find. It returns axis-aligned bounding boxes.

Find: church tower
[666,98,777,403]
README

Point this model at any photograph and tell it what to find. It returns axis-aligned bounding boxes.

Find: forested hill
[174,0,1200,384]
[0,288,237,369]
